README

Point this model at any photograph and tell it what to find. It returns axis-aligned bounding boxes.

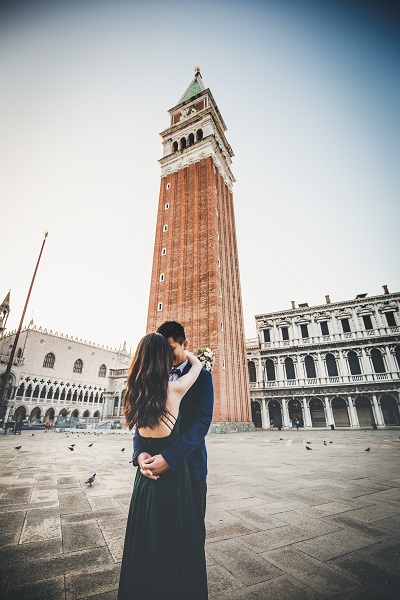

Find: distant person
[118,330,211,600]
[295,418,300,430]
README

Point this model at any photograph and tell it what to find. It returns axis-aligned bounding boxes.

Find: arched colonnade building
[0,320,131,424]
[246,288,400,429]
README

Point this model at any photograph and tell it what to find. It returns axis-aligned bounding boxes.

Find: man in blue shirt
[133,321,214,544]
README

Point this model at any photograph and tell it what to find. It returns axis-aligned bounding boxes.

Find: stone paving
[0,427,399,599]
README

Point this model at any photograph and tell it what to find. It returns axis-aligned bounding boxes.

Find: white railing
[0,354,24,366]
[109,368,129,378]
[249,371,400,389]
[258,327,399,350]
[245,338,259,348]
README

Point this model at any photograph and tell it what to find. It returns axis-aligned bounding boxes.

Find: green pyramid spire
[178,67,206,103]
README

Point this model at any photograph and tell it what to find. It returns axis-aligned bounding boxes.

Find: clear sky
[0,0,399,351]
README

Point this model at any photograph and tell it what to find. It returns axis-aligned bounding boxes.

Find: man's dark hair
[157,321,186,344]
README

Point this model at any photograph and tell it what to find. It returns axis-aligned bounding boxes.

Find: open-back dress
[117,413,208,600]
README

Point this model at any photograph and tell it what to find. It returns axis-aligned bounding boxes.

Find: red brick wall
[147,157,251,423]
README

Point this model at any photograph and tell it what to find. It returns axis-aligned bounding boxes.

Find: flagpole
[0,232,48,420]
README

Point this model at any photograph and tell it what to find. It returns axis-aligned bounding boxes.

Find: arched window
[73,359,83,374]
[16,348,23,358]
[47,387,53,399]
[326,353,338,377]
[248,361,256,382]
[99,364,107,378]
[40,386,47,399]
[196,129,203,141]
[33,385,39,398]
[43,353,55,368]
[371,348,386,373]
[54,387,60,400]
[84,392,88,402]
[17,383,24,397]
[180,137,187,150]
[60,388,65,400]
[348,351,361,375]
[188,132,194,146]
[66,390,72,402]
[285,357,296,380]
[78,391,83,402]
[305,355,316,378]
[265,359,276,381]
[172,141,178,152]
[72,390,78,402]
[25,384,32,399]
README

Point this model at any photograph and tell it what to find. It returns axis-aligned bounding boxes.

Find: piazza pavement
[0,427,399,600]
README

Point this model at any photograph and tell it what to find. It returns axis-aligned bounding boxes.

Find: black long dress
[117,413,208,600]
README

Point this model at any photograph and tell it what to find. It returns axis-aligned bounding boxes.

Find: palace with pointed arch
[247,288,400,429]
[0,309,131,425]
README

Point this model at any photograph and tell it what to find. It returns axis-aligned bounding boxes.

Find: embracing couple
[117,321,214,600]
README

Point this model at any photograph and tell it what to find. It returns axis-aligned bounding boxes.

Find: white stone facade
[0,322,131,423]
[246,290,400,429]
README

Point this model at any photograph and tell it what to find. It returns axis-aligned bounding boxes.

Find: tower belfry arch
[147,69,253,430]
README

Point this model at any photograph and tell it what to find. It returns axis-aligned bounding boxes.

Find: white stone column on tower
[384,346,397,375]
[360,348,371,379]
[295,354,303,383]
[281,398,290,427]
[316,353,325,383]
[261,398,270,429]
[276,358,284,384]
[372,394,385,428]
[324,396,335,428]
[256,360,264,385]
[347,395,359,427]
[302,397,312,427]
[337,350,348,382]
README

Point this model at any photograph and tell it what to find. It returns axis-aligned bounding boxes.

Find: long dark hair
[124,333,173,430]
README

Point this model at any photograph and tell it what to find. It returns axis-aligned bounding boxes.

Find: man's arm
[158,370,214,472]
[132,426,145,466]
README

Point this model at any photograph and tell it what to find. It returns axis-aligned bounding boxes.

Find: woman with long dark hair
[117,333,207,600]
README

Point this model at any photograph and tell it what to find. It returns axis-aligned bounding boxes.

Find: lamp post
[0,232,48,421]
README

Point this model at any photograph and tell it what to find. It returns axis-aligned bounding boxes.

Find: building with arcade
[0,312,131,425]
[246,287,400,429]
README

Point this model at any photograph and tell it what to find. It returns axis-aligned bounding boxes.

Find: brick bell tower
[147,68,253,431]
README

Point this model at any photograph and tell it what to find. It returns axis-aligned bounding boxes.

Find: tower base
[209,421,256,434]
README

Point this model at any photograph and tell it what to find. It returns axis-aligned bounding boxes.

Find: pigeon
[88,443,93,447]
[305,446,312,450]
[70,444,75,447]
[85,473,96,486]
[324,441,327,446]
[329,441,333,444]
[279,438,283,441]
[14,446,22,450]
[32,434,35,436]
[306,441,311,444]
[121,448,125,452]
[68,446,75,451]
[128,460,133,464]
[365,447,371,452]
